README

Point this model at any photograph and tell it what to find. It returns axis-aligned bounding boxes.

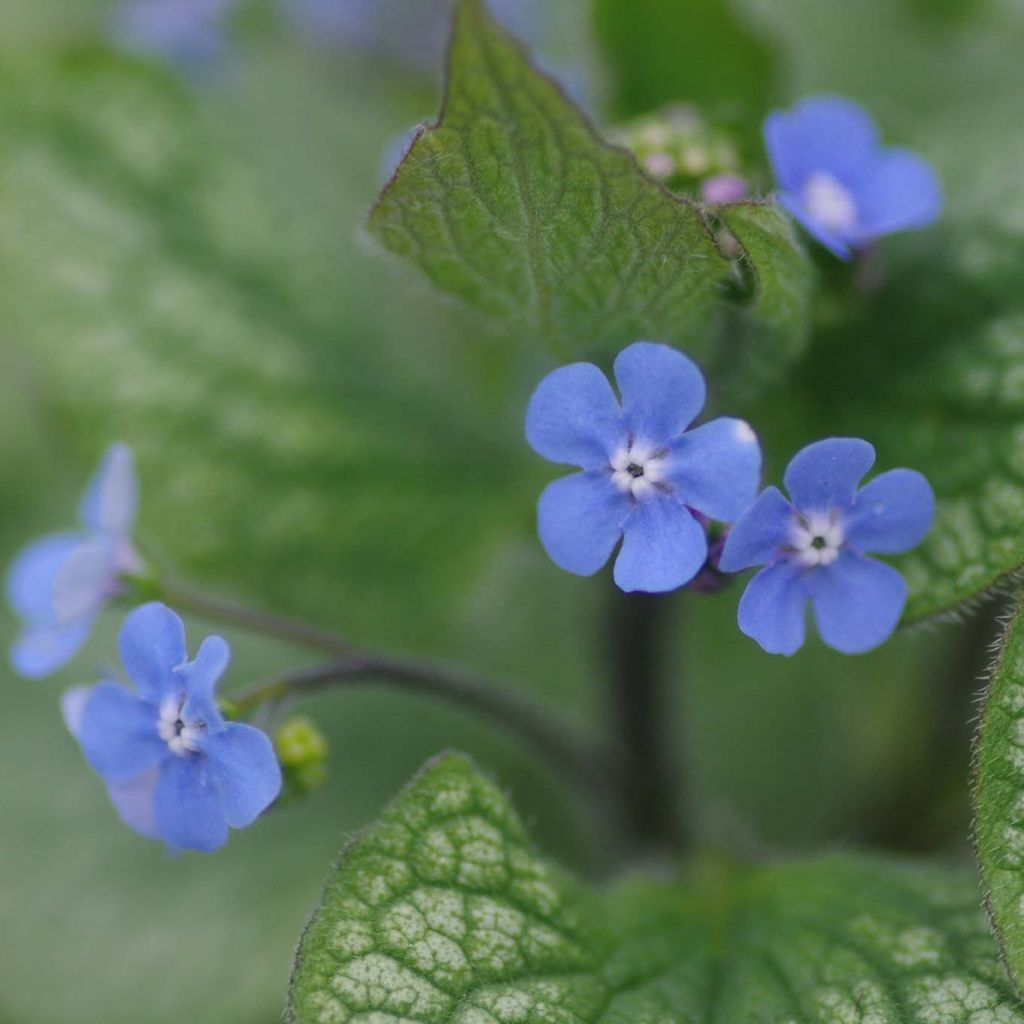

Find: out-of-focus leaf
[591,0,779,132]
[368,0,812,393]
[290,753,1020,1023]
[0,49,540,643]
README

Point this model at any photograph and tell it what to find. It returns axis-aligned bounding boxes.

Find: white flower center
[803,171,858,234]
[610,442,667,499]
[157,697,203,757]
[790,511,845,568]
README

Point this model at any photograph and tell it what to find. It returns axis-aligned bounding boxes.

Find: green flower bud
[275,715,329,801]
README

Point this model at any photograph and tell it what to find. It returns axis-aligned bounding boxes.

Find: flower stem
[157,580,353,659]
[232,653,610,792]
[606,588,686,854]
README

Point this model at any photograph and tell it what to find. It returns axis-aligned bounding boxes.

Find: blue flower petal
[778,191,853,260]
[846,469,935,555]
[612,341,706,444]
[737,561,808,655]
[719,486,794,572]
[5,532,84,622]
[784,438,875,512]
[153,755,229,852]
[537,472,631,576]
[203,723,282,828]
[119,602,188,704]
[179,635,231,728]
[113,0,232,74]
[61,685,94,739]
[810,550,906,654]
[77,682,167,784]
[107,766,161,841]
[666,417,761,521]
[764,96,879,193]
[11,619,94,679]
[52,536,118,625]
[525,363,624,468]
[613,495,706,593]
[79,443,139,538]
[850,149,943,242]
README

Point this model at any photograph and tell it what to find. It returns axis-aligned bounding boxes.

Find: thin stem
[158,580,353,659]
[233,653,610,793]
[606,588,686,854]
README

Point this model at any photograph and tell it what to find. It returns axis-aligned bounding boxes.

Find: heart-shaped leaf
[290,753,1021,1023]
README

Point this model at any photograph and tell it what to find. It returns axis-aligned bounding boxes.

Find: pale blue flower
[6,444,142,678]
[63,603,281,852]
[764,95,942,258]
[525,342,761,593]
[720,438,935,655]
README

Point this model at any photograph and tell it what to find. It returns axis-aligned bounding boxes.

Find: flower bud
[275,715,329,799]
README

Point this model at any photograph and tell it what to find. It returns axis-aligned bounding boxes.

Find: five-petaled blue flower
[62,602,282,852]
[6,444,143,679]
[719,438,934,656]
[764,95,942,259]
[525,342,762,593]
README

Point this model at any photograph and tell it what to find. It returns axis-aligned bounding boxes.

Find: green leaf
[710,201,814,404]
[289,753,1020,1023]
[368,0,811,390]
[591,0,779,134]
[973,594,1024,996]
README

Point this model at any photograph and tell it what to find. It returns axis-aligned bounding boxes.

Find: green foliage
[591,0,779,135]
[290,754,1020,1023]
[368,0,811,392]
[973,596,1024,996]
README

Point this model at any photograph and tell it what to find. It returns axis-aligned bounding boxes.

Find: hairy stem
[158,580,353,658]
[606,588,686,854]
[233,654,610,793]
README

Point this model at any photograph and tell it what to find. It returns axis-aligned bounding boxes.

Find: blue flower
[525,341,762,593]
[6,444,143,679]
[62,603,282,852]
[112,0,237,74]
[719,438,935,655]
[764,95,942,259]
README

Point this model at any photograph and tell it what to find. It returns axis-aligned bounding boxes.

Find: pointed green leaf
[290,753,1021,1023]
[368,0,811,390]
[974,595,1024,996]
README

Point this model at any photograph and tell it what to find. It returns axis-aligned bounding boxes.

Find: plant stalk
[233,653,609,793]
[606,588,686,855]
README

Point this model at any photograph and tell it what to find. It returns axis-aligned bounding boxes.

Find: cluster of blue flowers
[6,31,943,852]
[527,342,935,656]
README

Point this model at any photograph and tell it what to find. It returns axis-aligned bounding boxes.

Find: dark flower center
[627,463,645,479]
[810,535,828,550]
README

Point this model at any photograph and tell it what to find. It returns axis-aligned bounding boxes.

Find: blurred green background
[1,0,1020,1020]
